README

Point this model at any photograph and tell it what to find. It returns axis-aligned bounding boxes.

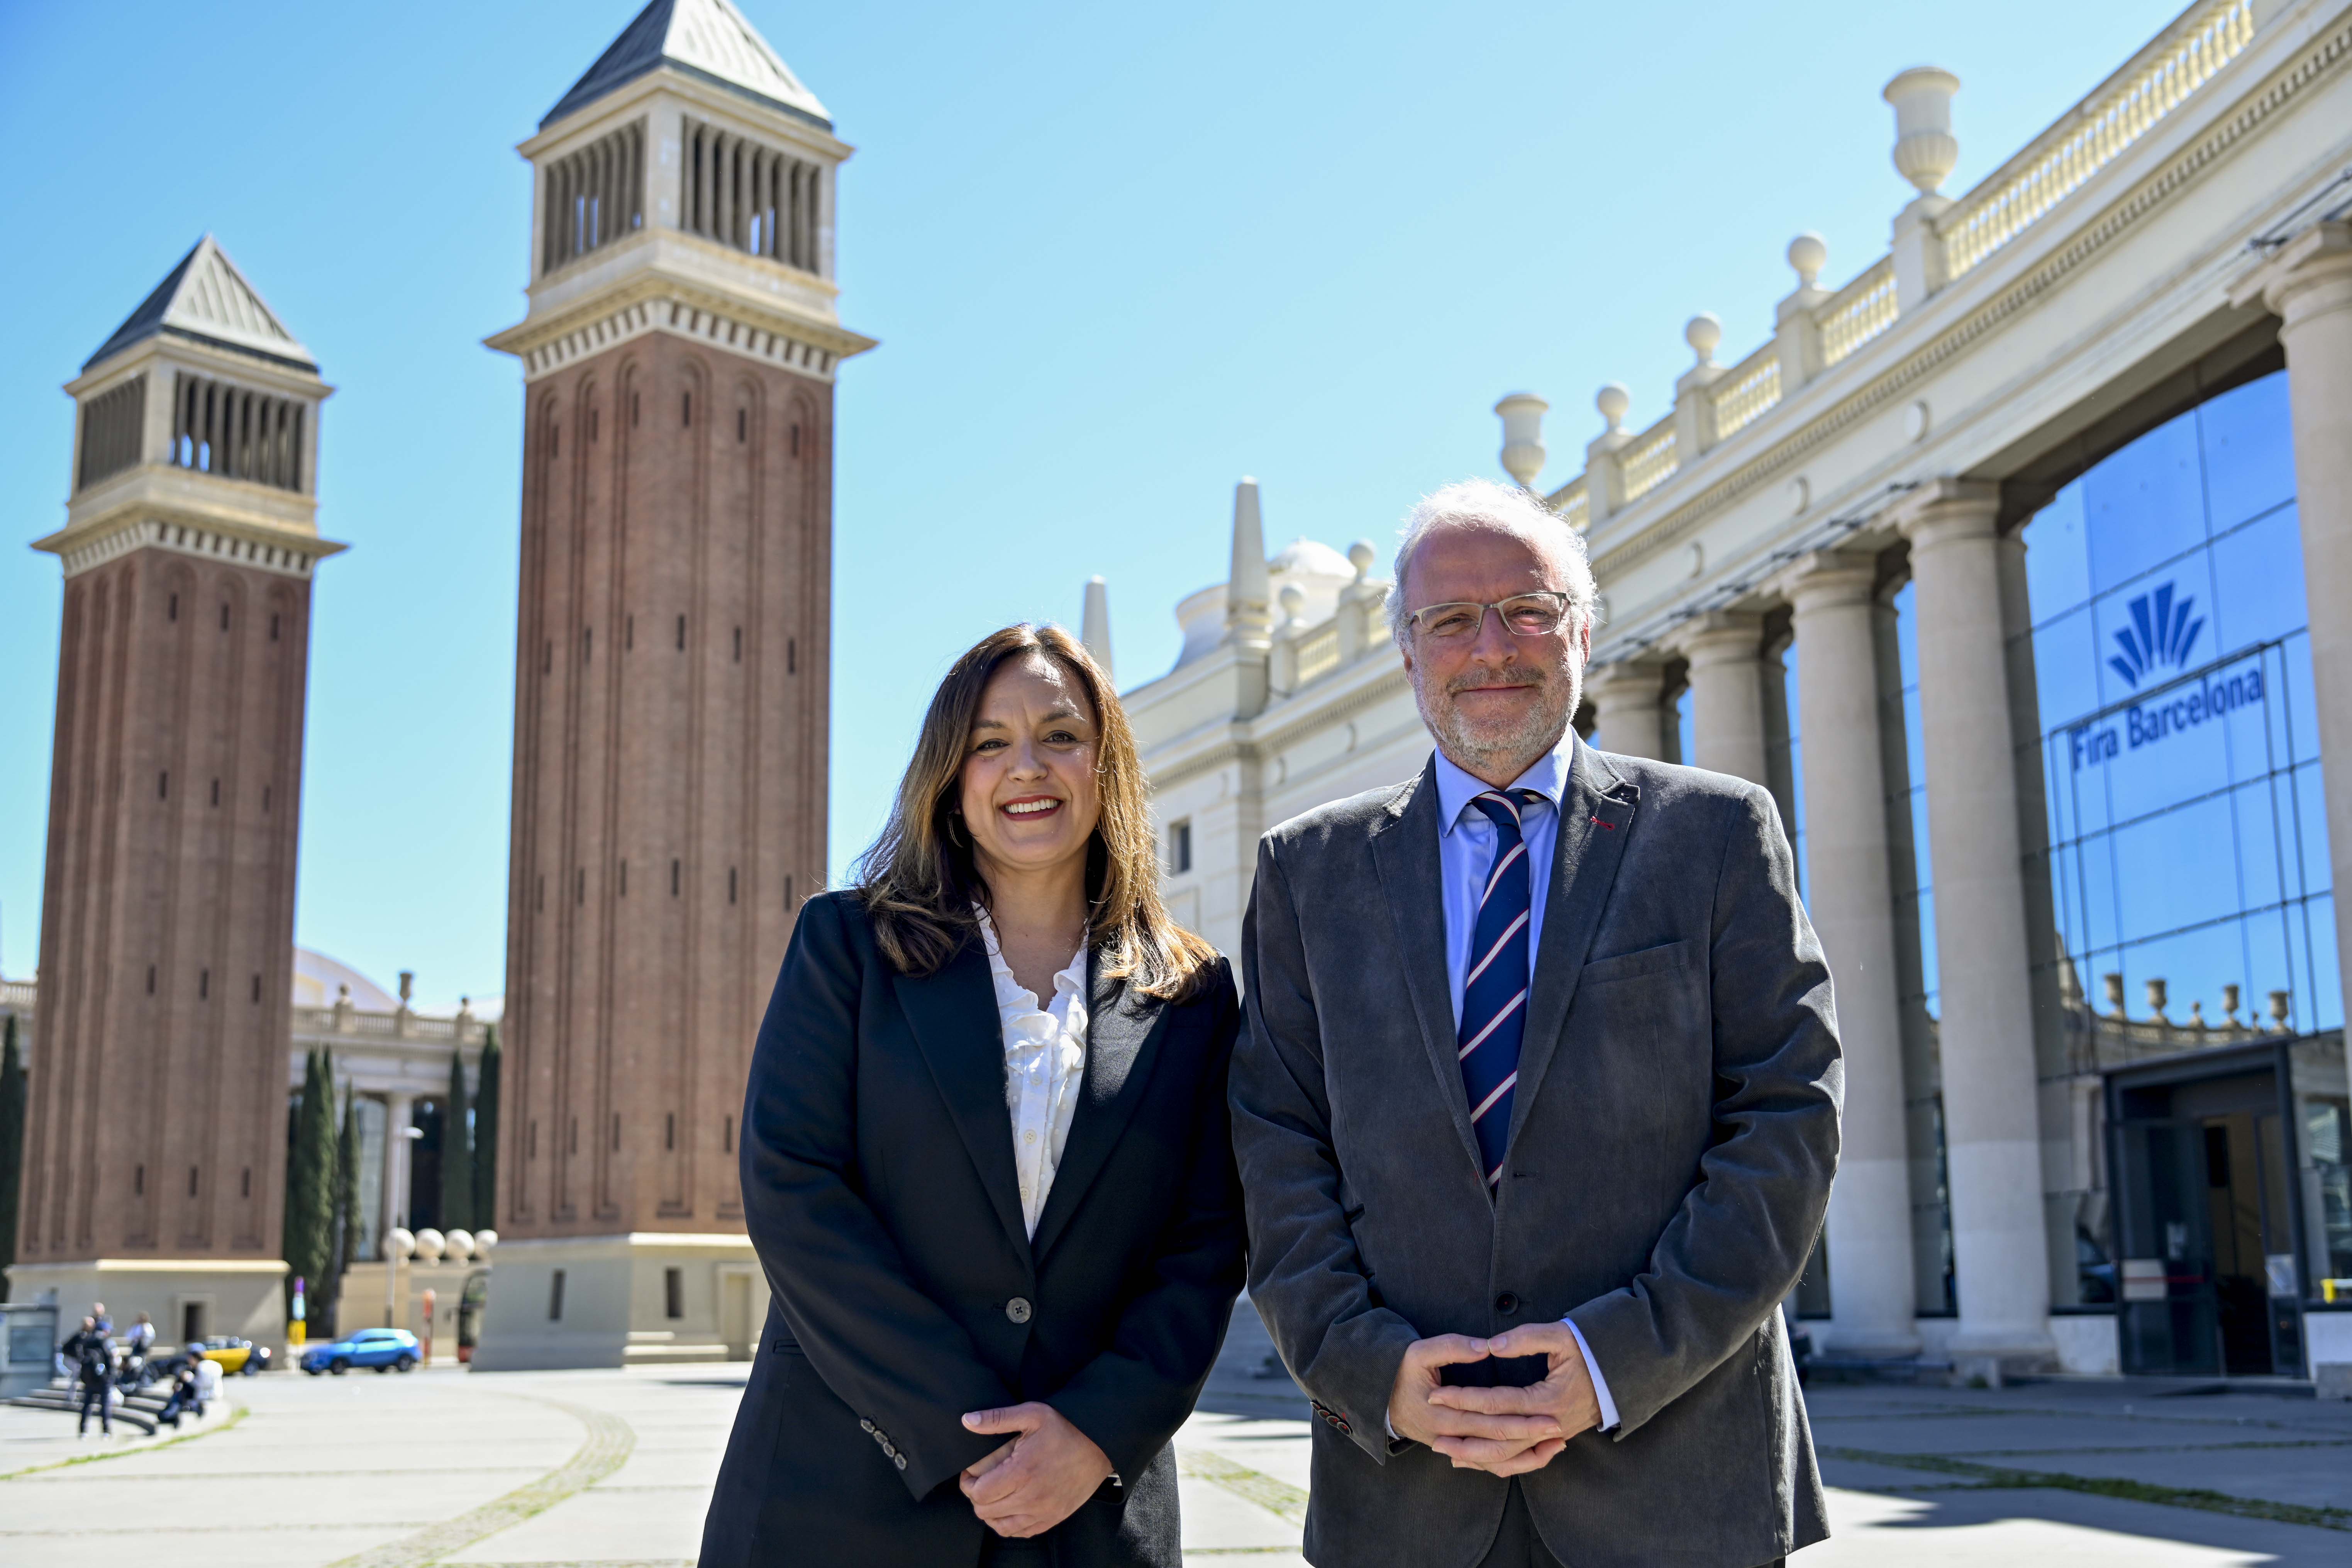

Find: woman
[701,624,1245,1568]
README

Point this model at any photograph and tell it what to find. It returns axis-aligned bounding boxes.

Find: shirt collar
[973,906,1088,1009]
[1434,733,1574,837]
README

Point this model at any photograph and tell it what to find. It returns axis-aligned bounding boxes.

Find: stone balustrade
[1510,0,2258,531]
[1943,0,2255,279]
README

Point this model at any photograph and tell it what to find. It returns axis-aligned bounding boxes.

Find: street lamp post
[383,1227,415,1331]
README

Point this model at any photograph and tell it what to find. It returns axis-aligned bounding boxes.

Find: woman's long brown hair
[854,623,1216,1000]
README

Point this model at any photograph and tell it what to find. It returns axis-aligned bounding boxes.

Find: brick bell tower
[16,237,340,1348]
[473,0,870,1370]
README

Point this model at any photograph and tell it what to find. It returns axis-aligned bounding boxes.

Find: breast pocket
[1579,939,1691,986]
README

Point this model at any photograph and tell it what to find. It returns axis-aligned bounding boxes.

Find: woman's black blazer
[700,891,1245,1568]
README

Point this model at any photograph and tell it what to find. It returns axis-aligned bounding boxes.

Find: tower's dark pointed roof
[85,236,315,372]
[543,0,830,131]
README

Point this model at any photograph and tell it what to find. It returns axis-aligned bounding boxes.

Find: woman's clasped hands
[959,1402,1115,1538]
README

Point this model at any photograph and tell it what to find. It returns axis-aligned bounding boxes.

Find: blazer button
[1495,1292,1520,1314]
[860,1419,875,1433]
[1006,1297,1033,1324]
[895,1454,908,1471]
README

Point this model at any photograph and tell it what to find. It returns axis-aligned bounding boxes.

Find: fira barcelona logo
[2108,582,2203,690]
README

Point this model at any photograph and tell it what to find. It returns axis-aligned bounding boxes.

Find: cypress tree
[0,1014,25,1300]
[471,1026,500,1232]
[323,1083,360,1336]
[441,1049,474,1233]
[283,1050,337,1321]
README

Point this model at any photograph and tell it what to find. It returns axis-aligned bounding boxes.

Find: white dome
[292,948,399,1011]
[1269,538,1356,581]
[1171,583,1229,669]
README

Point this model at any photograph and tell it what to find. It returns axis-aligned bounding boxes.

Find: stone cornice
[1584,5,2352,582]
[486,271,876,383]
[32,514,343,581]
[36,463,345,580]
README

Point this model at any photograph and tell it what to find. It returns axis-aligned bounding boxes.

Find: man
[1230,480,1841,1568]
[61,1317,113,1438]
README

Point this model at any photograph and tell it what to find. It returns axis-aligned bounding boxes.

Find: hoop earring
[946,812,968,849]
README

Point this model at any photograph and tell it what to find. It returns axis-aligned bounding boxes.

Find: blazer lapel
[1028,959,1171,1264]
[1506,737,1639,1149]
[891,940,1030,1256]
[1368,758,1485,1180]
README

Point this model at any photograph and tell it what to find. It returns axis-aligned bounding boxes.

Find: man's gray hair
[1384,478,1599,646]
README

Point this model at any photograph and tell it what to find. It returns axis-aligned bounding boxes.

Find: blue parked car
[301,1328,420,1376]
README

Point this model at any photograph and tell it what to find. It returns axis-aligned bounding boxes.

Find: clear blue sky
[0,0,2184,1006]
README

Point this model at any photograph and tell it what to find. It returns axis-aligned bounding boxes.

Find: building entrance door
[720,1271,753,1362]
[2112,1061,2304,1377]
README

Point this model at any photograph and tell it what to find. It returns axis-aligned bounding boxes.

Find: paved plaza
[2,1306,2346,1566]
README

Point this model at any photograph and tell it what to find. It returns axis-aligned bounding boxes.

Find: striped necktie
[1459,790,1544,1188]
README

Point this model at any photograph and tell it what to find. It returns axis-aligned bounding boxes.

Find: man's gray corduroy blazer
[1230,740,1842,1568]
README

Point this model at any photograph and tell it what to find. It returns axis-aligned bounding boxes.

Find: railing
[1943,0,2253,279]
[1293,621,1342,686]
[288,1004,490,1045]
[1619,420,1679,503]
[1818,258,1898,367]
[1556,477,1590,532]
[0,979,34,1012]
[1710,349,1782,440]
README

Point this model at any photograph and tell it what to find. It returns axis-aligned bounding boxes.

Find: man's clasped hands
[1386,1322,1605,1476]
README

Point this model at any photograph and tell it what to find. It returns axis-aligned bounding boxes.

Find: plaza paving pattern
[0,1302,2344,1566]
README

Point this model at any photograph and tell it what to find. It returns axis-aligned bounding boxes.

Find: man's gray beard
[1413,659,1582,774]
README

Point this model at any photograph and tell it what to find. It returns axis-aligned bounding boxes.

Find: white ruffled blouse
[975,909,1090,1238]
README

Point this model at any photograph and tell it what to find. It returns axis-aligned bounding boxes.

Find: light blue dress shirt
[1430,739,1621,1434]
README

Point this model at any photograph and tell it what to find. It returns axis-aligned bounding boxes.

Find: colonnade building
[1106,0,2352,1381]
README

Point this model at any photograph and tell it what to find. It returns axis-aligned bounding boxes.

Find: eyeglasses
[1403,592,1574,641]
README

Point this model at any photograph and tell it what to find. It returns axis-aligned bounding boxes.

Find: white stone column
[1896,480,2054,1366]
[1679,612,1768,784]
[1783,551,1919,1356]
[1585,659,1668,761]
[383,1093,414,1239]
[2239,223,2352,1036]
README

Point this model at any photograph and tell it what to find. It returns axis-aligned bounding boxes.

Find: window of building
[549,1270,566,1322]
[77,374,145,491]
[1666,680,1695,768]
[2009,362,2337,1338]
[681,117,821,272]
[1764,629,1805,902]
[665,1267,684,1321]
[1167,820,1192,876]
[541,119,646,275]
[2016,367,2328,1043]
[169,373,303,491]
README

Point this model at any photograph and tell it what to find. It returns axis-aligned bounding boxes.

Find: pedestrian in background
[156,1358,203,1428]
[60,1316,113,1437]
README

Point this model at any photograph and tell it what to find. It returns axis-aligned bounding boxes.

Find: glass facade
[2017,369,2334,1051]
[2008,364,2346,1367]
